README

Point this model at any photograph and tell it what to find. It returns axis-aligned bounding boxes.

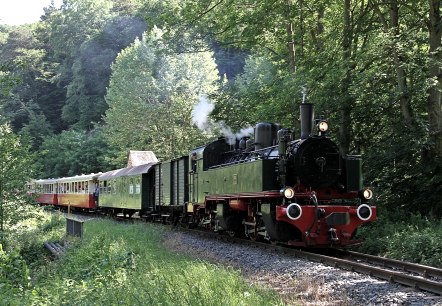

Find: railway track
[176,227,442,296]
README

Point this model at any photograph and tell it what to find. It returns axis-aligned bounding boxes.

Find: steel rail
[343,250,442,279]
[292,249,442,296]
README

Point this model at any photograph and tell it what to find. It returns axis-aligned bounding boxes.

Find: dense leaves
[0,123,36,246]
[104,28,220,163]
[38,128,114,177]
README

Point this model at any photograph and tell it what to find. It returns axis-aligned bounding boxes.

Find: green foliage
[37,127,115,177]
[13,219,282,305]
[0,208,65,304]
[214,53,299,130]
[356,212,442,267]
[47,0,115,61]
[0,248,31,302]
[62,16,147,129]
[0,123,37,245]
[104,28,220,163]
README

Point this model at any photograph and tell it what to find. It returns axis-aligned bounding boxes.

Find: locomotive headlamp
[359,188,373,200]
[281,187,295,199]
[318,120,328,132]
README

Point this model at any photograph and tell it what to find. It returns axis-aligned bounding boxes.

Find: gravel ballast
[163,230,442,305]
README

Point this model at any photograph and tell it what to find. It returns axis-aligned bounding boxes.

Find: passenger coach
[56,173,101,209]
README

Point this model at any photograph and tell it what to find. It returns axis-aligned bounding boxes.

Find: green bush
[27,220,283,305]
[356,211,442,267]
[0,246,31,304]
[5,210,65,268]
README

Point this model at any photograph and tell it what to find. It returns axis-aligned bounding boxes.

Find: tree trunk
[340,0,353,156]
[389,1,415,126]
[310,5,325,51]
[299,0,304,57]
[427,0,442,160]
[286,0,296,72]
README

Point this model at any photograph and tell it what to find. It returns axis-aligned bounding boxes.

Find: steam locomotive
[32,103,376,247]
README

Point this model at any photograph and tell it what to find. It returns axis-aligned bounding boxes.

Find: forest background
[0,0,441,256]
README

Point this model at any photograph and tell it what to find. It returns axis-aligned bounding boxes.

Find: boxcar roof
[99,162,156,180]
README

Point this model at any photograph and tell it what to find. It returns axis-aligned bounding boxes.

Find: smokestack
[300,103,314,139]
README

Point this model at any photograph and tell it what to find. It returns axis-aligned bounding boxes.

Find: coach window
[129,177,134,195]
[112,181,116,195]
[136,177,141,194]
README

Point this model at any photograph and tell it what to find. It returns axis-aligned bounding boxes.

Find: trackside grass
[2,218,284,305]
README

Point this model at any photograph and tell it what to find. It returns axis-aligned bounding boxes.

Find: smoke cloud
[192,95,215,130]
[192,95,254,145]
[219,123,254,145]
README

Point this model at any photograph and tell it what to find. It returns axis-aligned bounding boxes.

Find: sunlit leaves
[0,123,36,243]
[104,28,220,163]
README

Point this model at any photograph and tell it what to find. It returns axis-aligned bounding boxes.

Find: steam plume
[192,95,254,144]
[192,95,214,130]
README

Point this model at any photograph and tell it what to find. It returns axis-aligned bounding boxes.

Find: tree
[62,16,147,129]
[213,53,298,131]
[37,127,114,178]
[0,123,35,246]
[104,28,220,164]
[426,0,442,162]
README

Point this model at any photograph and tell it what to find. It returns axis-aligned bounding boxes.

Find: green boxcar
[154,156,189,207]
[98,163,156,211]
